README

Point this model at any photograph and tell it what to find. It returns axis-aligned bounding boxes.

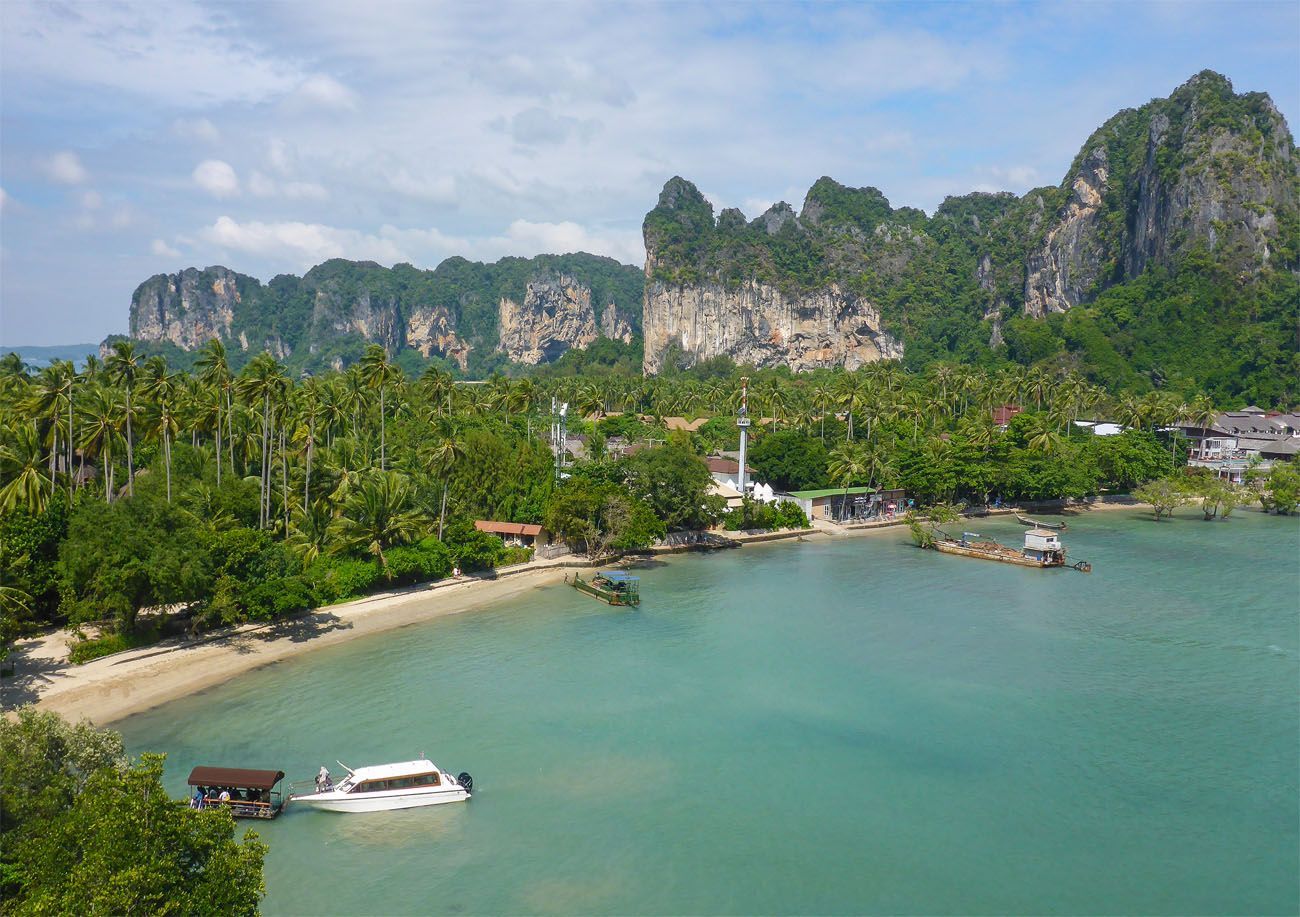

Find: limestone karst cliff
[124,254,643,373]
[642,71,1297,382]
[1024,70,1298,315]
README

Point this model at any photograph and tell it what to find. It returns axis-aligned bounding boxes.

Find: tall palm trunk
[215,399,223,486]
[281,427,289,536]
[124,389,135,497]
[438,482,448,540]
[164,426,172,502]
[304,419,314,507]
[261,394,271,528]
[380,385,386,471]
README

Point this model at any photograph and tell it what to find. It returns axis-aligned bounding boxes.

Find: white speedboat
[289,758,472,813]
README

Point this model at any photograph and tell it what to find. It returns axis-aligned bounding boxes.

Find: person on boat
[316,766,332,792]
[190,787,204,809]
[218,788,231,804]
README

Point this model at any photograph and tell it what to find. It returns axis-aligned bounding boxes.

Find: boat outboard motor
[456,772,473,793]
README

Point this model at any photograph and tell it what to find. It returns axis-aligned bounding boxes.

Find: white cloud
[202,216,408,268]
[192,160,240,198]
[497,220,644,265]
[45,151,88,184]
[151,238,182,258]
[267,139,296,176]
[248,171,277,197]
[0,188,9,212]
[282,182,330,201]
[293,74,358,110]
[387,170,458,205]
[172,118,221,142]
[80,190,103,210]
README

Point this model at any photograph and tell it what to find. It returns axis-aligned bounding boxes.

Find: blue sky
[1,0,1296,345]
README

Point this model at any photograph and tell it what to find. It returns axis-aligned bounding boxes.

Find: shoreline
[5,499,1157,727]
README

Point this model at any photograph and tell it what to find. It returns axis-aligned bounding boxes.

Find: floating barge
[187,765,286,819]
[567,571,640,606]
[932,528,1091,573]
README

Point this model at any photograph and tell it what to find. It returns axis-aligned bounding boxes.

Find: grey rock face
[642,279,902,374]
[406,305,471,370]
[130,267,240,350]
[1024,147,1110,317]
[498,273,600,364]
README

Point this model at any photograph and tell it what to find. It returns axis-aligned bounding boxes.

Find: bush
[442,523,504,572]
[303,556,382,605]
[498,546,533,567]
[68,624,162,665]
[384,539,453,586]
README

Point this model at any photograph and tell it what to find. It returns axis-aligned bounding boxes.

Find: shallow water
[119,510,1300,915]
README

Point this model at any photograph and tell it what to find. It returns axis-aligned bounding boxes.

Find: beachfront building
[706,456,756,491]
[474,520,551,549]
[1176,407,1300,482]
[782,487,907,523]
[992,404,1022,428]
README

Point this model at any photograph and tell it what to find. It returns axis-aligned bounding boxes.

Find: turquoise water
[119,510,1300,915]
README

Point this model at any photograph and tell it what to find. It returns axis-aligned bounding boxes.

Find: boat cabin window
[414,772,440,786]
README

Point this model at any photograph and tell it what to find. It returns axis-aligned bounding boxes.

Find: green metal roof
[786,486,877,500]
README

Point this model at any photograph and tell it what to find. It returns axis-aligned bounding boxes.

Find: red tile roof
[475,520,543,537]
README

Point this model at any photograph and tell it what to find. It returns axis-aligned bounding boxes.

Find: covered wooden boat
[187,765,285,818]
[567,571,640,606]
[1015,513,1067,530]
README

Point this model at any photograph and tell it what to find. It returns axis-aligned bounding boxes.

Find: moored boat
[1015,513,1067,530]
[932,528,1091,572]
[567,570,640,606]
[187,765,286,818]
[288,758,472,813]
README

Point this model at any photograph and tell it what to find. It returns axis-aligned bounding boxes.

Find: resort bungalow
[474,520,551,549]
[782,487,907,523]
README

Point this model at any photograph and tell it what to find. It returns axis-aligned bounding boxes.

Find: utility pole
[737,376,751,497]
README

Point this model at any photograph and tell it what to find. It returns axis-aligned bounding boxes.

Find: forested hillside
[642,71,1299,404]
[122,253,643,377]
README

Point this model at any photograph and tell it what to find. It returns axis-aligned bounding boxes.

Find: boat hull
[291,785,469,813]
[933,540,1064,568]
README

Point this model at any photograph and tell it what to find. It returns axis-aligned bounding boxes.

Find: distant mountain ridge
[641,71,1299,401]
[121,253,643,375]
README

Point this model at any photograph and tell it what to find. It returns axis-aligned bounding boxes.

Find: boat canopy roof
[187,766,285,789]
[599,571,639,581]
[345,758,440,781]
[1026,528,1060,537]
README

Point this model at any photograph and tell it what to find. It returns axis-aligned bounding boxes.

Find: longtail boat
[1015,513,1067,530]
[567,571,641,606]
[932,528,1091,573]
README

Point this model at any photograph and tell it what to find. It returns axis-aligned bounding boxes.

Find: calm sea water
[119,510,1300,915]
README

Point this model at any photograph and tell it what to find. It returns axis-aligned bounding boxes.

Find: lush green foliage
[0,708,266,914]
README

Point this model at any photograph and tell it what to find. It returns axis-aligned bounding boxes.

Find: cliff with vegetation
[124,254,643,375]
[642,71,1299,402]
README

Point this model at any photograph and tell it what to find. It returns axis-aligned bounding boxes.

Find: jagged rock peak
[754,201,798,235]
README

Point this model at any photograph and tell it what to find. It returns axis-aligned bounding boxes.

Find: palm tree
[1023,413,1065,454]
[837,371,871,441]
[79,385,119,501]
[827,441,869,522]
[237,352,289,528]
[420,428,465,540]
[0,422,54,514]
[288,500,333,565]
[105,341,140,497]
[358,344,404,470]
[330,470,427,570]
[140,356,181,501]
[195,338,232,484]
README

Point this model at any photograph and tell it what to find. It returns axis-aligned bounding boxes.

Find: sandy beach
[6,565,572,726]
[4,498,1152,727]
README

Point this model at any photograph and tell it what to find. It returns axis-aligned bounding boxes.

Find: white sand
[7,567,569,726]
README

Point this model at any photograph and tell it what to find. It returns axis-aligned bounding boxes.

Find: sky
[1,0,1297,346]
